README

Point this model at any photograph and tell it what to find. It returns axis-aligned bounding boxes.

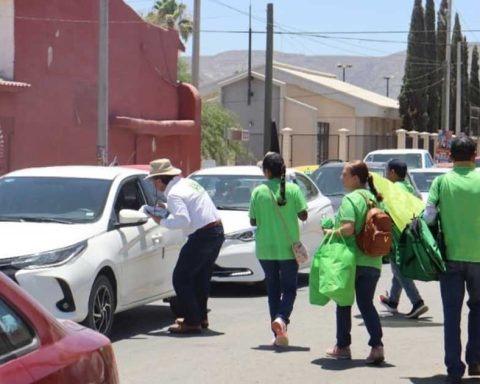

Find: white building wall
[0,0,14,79]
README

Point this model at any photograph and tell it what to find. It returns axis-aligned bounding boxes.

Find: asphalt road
[111,270,479,384]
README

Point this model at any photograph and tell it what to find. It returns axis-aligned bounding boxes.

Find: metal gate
[317,122,330,163]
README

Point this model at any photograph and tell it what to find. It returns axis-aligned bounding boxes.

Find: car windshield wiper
[14,216,75,224]
[216,206,248,211]
[0,217,24,222]
[325,192,345,196]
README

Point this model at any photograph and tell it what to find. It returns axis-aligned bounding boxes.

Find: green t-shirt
[396,180,416,195]
[336,189,383,270]
[427,166,480,263]
[249,178,308,260]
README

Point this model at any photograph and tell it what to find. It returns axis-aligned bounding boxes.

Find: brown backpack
[354,193,392,257]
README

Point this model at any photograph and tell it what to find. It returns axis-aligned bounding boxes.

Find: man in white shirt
[146,159,224,334]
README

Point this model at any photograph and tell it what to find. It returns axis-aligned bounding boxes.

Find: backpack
[396,215,446,281]
[353,193,392,257]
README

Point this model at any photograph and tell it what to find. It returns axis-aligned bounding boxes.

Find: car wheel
[83,275,115,336]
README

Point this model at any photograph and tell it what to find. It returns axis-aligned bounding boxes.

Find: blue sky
[125,0,480,57]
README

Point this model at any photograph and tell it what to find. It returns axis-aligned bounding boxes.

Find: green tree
[399,0,428,131]
[201,102,249,165]
[178,57,191,83]
[146,0,193,43]
[425,0,439,132]
[471,45,480,107]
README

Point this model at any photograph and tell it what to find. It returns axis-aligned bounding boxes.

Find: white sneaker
[271,317,289,347]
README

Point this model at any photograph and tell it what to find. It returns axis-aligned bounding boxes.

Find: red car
[0,272,119,384]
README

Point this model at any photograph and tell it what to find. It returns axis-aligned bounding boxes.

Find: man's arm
[160,195,191,229]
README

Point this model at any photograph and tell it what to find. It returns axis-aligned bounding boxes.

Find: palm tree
[146,0,193,43]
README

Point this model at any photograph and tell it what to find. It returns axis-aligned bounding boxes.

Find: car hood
[217,210,251,234]
[0,222,100,259]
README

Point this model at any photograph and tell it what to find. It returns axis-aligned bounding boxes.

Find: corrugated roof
[275,65,398,109]
[0,78,31,88]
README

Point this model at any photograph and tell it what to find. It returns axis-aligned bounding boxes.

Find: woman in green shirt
[324,161,385,365]
[249,153,308,348]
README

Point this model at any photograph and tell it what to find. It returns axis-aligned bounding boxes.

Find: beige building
[215,62,401,165]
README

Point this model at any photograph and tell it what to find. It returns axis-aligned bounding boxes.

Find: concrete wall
[0,0,14,79]
[1,0,201,173]
[221,76,281,161]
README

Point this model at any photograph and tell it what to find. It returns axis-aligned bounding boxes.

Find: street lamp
[337,63,352,82]
[383,75,394,97]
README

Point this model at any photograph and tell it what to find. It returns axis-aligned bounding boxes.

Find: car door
[293,172,332,256]
[112,177,180,305]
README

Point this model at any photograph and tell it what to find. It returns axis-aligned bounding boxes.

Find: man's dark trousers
[173,225,224,326]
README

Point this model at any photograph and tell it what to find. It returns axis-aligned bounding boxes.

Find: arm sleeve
[337,197,356,224]
[249,190,257,220]
[426,176,440,206]
[294,185,308,213]
[160,194,191,229]
[423,203,438,225]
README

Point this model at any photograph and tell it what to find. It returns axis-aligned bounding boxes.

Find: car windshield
[0,177,111,223]
[410,172,442,193]
[311,166,385,196]
[190,175,266,211]
[367,154,422,169]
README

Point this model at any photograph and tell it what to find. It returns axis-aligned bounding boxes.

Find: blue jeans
[336,266,383,348]
[389,258,422,305]
[172,226,225,326]
[259,259,298,325]
[439,261,480,377]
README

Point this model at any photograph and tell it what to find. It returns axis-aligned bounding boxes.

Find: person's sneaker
[405,300,429,319]
[365,346,385,365]
[271,317,289,347]
[379,292,398,314]
[468,363,480,376]
[325,345,352,360]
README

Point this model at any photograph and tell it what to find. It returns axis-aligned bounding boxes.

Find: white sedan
[0,166,184,335]
[409,168,450,202]
[189,166,335,283]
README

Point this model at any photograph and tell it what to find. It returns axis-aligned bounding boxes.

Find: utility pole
[383,76,393,97]
[443,0,452,133]
[337,63,352,82]
[97,0,109,166]
[263,3,273,155]
[455,43,462,135]
[191,0,201,88]
[247,2,252,105]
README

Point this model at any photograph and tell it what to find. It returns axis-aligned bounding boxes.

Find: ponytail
[262,152,287,206]
[367,174,383,202]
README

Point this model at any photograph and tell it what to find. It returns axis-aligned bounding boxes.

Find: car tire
[83,275,115,336]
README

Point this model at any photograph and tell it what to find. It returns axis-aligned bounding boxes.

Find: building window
[317,122,330,163]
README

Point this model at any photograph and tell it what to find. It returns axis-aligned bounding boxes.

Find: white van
[363,149,434,169]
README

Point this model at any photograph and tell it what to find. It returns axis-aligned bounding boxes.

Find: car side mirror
[115,209,149,228]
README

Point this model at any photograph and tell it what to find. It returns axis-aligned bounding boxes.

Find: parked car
[310,161,420,212]
[409,168,450,202]
[293,164,319,175]
[363,149,434,169]
[0,271,119,383]
[0,166,185,335]
[189,166,334,283]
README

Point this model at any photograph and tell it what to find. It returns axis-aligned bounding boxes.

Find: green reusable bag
[309,235,330,306]
[310,233,356,307]
[396,215,446,282]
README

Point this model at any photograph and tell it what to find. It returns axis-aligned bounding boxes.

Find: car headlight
[225,229,256,242]
[11,241,87,269]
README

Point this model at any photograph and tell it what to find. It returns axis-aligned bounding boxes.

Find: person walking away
[249,152,308,347]
[146,158,225,334]
[379,158,429,319]
[324,161,385,365]
[424,137,480,383]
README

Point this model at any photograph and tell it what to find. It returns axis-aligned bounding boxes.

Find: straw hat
[145,158,181,179]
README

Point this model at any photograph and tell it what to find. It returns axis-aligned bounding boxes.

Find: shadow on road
[406,375,480,383]
[110,303,175,342]
[311,357,395,370]
[353,313,443,328]
[210,272,309,298]
[151,328,225,338]
[252,344,311,353]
